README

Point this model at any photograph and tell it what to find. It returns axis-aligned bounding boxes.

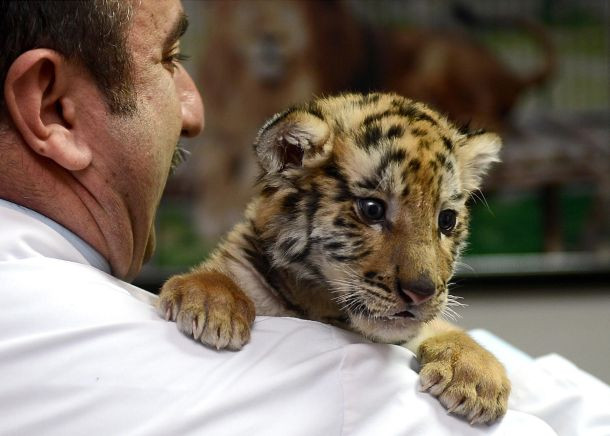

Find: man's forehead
[129,0,185,47]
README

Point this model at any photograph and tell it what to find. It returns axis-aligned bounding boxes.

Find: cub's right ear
[253,109,330,173]
[456,131,502,193]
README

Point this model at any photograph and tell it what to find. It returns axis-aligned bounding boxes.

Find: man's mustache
[170,142,190,175]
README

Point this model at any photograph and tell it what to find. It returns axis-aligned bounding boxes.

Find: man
[0,0,202,280]
[0,1,601,435]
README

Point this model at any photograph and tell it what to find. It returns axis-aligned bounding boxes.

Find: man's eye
[163,52,190,72]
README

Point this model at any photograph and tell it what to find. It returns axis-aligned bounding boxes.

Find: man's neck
[0,197,111,273]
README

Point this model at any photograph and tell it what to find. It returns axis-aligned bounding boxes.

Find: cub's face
[253,93,500,343]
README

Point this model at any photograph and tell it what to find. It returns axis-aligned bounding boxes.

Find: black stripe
[363,111,390,126]
[286,246,309,263]
[351,239,364,248]
[364,278,392,293]
[418,139,431,150]
[333,216,359,229]
[289,183,320,264]
[282,238,311,263]
[282,192,301,214]
[435,152,447,166]
[259,107,296,135]
[364,289,395,304]
[279,237,298,252]
[384,148,407,164]
[241,232,303,313]
[411,127,428,137]
[321,160,347,184]
[373,148,407,184]
[450,192,465,201]
[391,101,438,126]
[458,121,487,137]
[331,249,371,262]
[261,185,278,197]
[306,184,321,224]
[466,128,487,138]
[301,260,326,281]
[333,216,348,228]
[387,124,404,139]
[324,241,344,251]
[408,159,421,172]
[358,124,383,149]
[356,177,378,190]
[359,93,381,106]
[333,186,353,203]
[306,102,325,120]
[364,271,377,279]
[442,136,454,151]
[320,160,354,203]
[413,112,438,125]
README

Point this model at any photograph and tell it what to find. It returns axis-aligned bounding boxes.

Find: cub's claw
[418,331,510,425]
[157,271,256,350]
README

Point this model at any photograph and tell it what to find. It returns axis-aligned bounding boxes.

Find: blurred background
[134,0,610,382]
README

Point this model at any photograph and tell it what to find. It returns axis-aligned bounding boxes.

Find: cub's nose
[397,277,436,306]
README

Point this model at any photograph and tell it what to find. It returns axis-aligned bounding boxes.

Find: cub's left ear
[456,132,502,192]
[254,109,330,174]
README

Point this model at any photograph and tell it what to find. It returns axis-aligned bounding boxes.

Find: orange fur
[160,93,509,424]
[159,271,255,350]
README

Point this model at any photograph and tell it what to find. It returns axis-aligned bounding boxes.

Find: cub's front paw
[157,270,255,350]
[418,331,510,425]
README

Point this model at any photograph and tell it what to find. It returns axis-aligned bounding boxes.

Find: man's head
[0,0,204,280]
[0,0,136,117]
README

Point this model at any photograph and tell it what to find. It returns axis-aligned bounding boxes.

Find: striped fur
[159,92,500,344]
[158,93,509,424]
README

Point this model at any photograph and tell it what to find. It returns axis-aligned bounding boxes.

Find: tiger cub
[158,93,510,424]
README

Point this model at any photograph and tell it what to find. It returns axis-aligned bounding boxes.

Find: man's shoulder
[1,256,136,298]
[0,257,557,436]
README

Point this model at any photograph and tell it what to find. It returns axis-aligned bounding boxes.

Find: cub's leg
[408,320,510,425]
[157,270,255,350]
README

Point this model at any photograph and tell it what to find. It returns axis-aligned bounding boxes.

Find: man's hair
[0,0,137,118]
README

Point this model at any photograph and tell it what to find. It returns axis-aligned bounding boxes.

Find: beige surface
[457,284,610,383]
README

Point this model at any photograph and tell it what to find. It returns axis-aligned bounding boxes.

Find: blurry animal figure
[189,0,554,241]
[392,3,556,131]
[381,21,555,132]
[191,0,368,239]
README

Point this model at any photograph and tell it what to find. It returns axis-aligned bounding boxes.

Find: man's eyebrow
[163,11,189,51]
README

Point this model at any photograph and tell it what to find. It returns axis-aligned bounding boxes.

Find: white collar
[0,198,111,274]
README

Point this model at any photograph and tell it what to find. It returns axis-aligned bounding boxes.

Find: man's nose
[179,68,204,138]
[397,276,436,306]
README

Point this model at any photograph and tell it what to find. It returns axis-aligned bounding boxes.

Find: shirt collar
[0,198,111,274]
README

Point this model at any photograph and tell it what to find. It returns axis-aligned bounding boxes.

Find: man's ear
[254,109,330,174]
[3,49,92,171]
[456,132,502,192]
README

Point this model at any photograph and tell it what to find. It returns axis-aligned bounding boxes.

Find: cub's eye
[357,198,386,223]
[438,209,457,235]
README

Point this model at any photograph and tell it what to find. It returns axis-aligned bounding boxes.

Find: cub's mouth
[392,310,416,319]
[347,310,423,343]
[354,306,419,322]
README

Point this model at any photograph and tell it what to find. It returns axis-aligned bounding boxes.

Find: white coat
[1,198,605,435]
